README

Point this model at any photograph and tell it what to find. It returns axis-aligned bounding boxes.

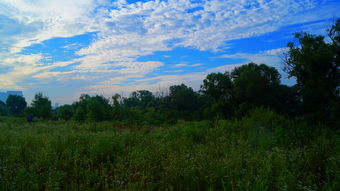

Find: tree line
[1,20,339,128]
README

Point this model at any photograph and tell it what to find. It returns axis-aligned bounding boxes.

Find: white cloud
[2,54,43,66]
[173,62,203,68]
[0,53,45,89]
[0,0,105,53]
[263,48,289,56]
[220,47,288,65]
[165,70,184,73]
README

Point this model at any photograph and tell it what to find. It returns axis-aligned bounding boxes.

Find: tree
[123,94,139,108]
[135,90,155,108]
[112,93,122,107]
[167,84,201,120]
[55,104,73,120]
[231,63,281,116]
[275,84,299,116]
[0,101,9,116]
[31,93,52,119]
[73,94,112,122]
[73,94,90,121]
[200,72,233,118]
[201,72,233,101]
[86,95,112,122]
[124,90,155,109]
[284,19,340,121]
[6,95,27,116]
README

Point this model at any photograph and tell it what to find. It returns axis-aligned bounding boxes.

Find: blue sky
[0,0,339,104]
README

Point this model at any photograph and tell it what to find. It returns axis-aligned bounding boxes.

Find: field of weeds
[0,109,339,190]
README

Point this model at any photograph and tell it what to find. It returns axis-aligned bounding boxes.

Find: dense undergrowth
[0,108,339,191]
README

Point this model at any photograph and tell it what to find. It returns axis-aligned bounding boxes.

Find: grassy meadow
[0,108,339,191]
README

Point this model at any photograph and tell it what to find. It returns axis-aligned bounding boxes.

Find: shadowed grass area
[0,109,339,190]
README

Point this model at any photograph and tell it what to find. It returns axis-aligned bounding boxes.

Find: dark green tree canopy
[86,95,112,122]
[55,104,73,121]
[124,90,155,109]
[112,93,122,107]
[31,93,52,119]
[0,100,9,116]
[73,94,111,122]
[168,84,201,112]
[231,63,281,107]
[72,94,90,121]
[200,72,233,118]
[284,19,340,119]
[6,95,27,116]
[231,63,280,85]
[201,72,233,101]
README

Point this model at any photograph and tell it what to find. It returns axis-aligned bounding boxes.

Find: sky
[0,0,339,104]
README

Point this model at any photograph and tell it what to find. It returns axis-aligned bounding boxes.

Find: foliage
[231,63,281,115]
[55,104,73,120]
[200,72,233,118]
[31,93,52,119]
[166,84,202,120]
[73,95,112,122]
[199,63,297,118]
[0,113,338,190]
[124,90,155,109]
[5,95,27,116]
[0,101,9,116]
[201,72,233,101]
[87,95,112,122]
[284,20,340,123]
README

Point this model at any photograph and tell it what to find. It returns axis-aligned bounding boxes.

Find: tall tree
[124,90,155,109]
[6,95,27,116]
[73,94,90,121]
[31,93,52,119]
[73,94,112,122]
[284,19,340,121]
[112,93,122,107]
[55,104,73,120]
[0,101,9,116]
[86,95,112,122]
[201,72,233,102]
[231,63,281,116]
[167,84,201,120]
[200,72,233,118]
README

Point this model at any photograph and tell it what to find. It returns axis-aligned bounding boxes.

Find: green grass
[0,109,339,190]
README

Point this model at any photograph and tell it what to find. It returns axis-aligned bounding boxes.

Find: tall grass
[0,109,338,190]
